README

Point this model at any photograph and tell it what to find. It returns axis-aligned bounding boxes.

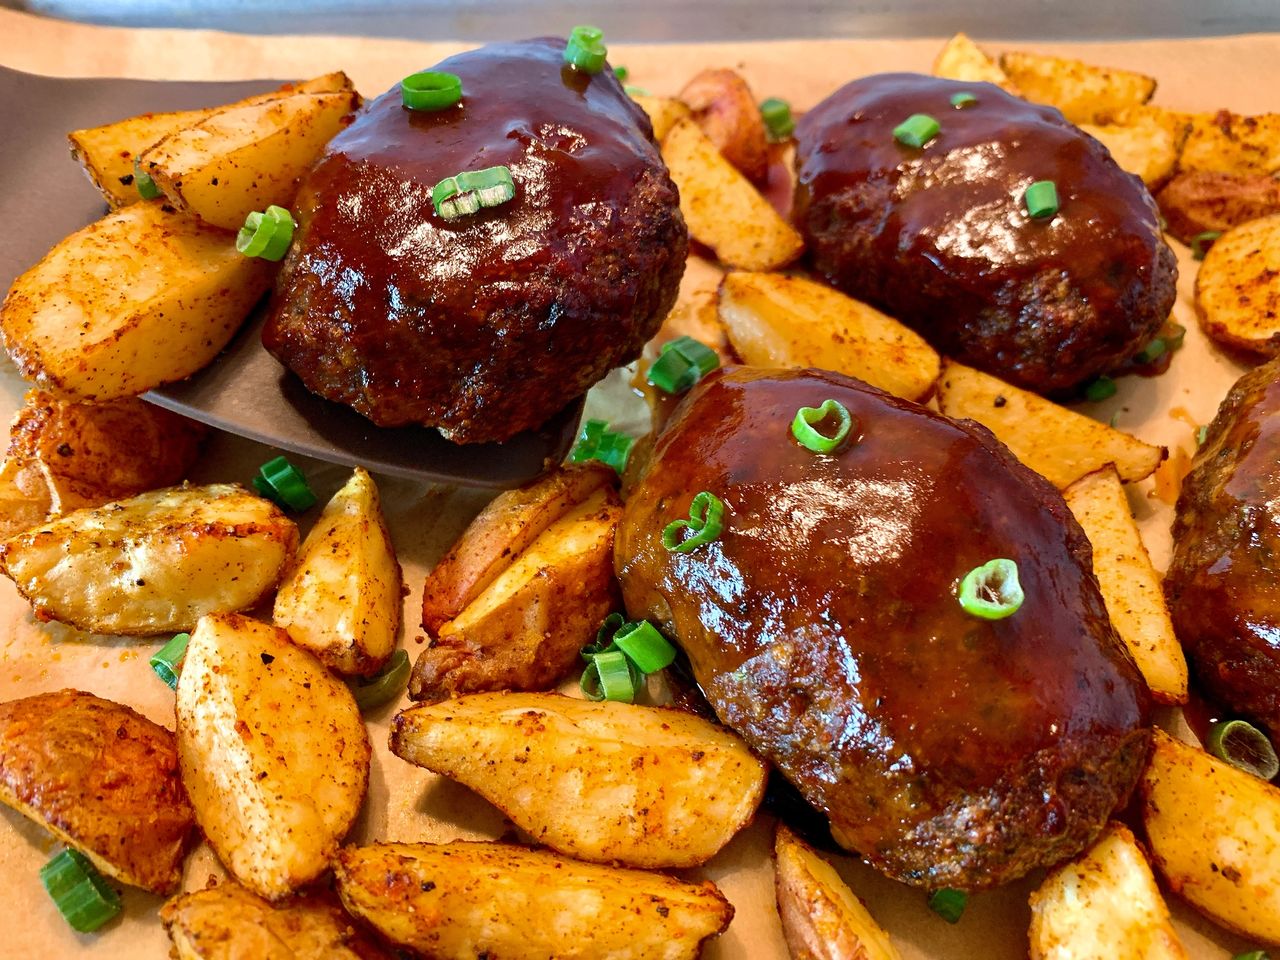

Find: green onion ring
[1207,719,1280,780]
[432,165,516,221]
[236,205,296,262]
[760,97,795,140]
[581,612,627,661]
[791,399,855,454]
[1024,179,1060,219]
[1191,230,1221,260]
[348,649,411,711]
[950,91,977,108]
[253,455,317,512]
[613,620,678,673]
[927,887,968,924]
[149,632,191,691]
[957,558,1024,620]
[569,418,634,474]
[1083,375,1118,402]
[893,113,940,148]
[564,25,608,74]
[400,71,462,111]
[580,649,637,702]
[40,849,122,933]
[662,490,726,554]
[648,336,720,394]
[133,159,162,200]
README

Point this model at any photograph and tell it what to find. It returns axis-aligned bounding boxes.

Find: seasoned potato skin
[0,689,194,894]
[678,68,771,184]
[1158,170,1280,244]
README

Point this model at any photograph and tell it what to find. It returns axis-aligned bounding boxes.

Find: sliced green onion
[133,160,161,200]
[1191,230,1221,260]
[1196,424,1209,446]
[662,491,726,554]
[1134,338,1167,364]
[760,97,795,141]
[648,336,720,394]
[927,888,967,924]
[40,849,121,933]
[1163,322,1187,352]
[253,455,317,511]
[1207,719,1280,780]
[791,399,855,454]
[432,165,516,221]
[400,71,462,111]
[893,113,940,149]
[582,612,627,660]
[1024,180,1059,219]
[236,204,296,262]
[150,632,190,691]
[580,649,637,702]
[950,91,977,108]
[564,25,608,74]
[348,649,410,711]
[625,85,652,97]
[613,620,677,673]
[1083,375,1117,402]
[957,558,1024,620]
[569,418,634,474]
[613,65,629,83]
[1233,951,1272,960]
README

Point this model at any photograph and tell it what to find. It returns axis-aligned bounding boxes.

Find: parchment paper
[0,8,1274,958]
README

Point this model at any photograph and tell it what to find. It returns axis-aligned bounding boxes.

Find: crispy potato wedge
[68,72,356,209]
[410,485,621,702]
[1062,467,1187,703]
[931,32,1020,92]
[999,50,1156,125]
[335,840,734,960]
[391,692,766,867]
[1141,728,1280,942]
[1178,110,1280,177]
[177,613,370,900]
[0,689,193,894]
[718,271,940,402]
[0,202,274,402]
[935,361,1166,489]
[662,116,803,271]
[679,68,771,183]
[1080,106,1188,190]
[1158,170,1280,245]
[1195,212,1280,357]
[161,883,389,960]
[774,824,901,960]
[140,89,359,231]
[1029,821,1186,960]
[274,467,402,677]
[0,457,53,541]
[632,94,693,143]
[0,483,296,635]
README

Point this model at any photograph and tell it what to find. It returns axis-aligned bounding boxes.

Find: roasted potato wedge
[1080,106,1188,190]
[335,840,734,960]
[662,116,803,271]
[391,692,766,867]
[1195,212,1280,357]
[1062,467,1188,703]
[649,254,728,359]
[717,271,940,403]
[68,72,356,209]
[0,689,193,894]
[140,89,359,231]
[632,94,693,143]
[274,467,402,677]
[1158,170,1280,245]
[0,202,274,402]
[998,50,1156,125]
[1140,728,1280,943]
[679,68,771,183]
[411,484,621,702]
[774,824,901,960]
[177,613,370,900]
[0,483,296,635]
[1029,821,1186,960]
[1178,109,1280,177]
[931,32,1019,92]
[0,457,53,541]
[161,883,389,960]
[935,361,1166,489]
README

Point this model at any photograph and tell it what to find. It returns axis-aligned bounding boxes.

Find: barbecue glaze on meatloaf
[615,367,1152,890]
[263,38,686,443]
[793,74,1177,396]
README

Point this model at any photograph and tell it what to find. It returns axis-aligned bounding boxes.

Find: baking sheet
[0,8,1272,958]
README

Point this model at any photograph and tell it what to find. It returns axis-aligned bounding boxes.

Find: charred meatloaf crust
[793,74,1177,396]
[263,38,687,443]
[615,366,1151,890]
[1166,356,1280,734]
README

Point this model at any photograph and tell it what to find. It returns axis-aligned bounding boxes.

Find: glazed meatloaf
[263,38,686,443]
[1166,356,1280,734]
[615,367,1151,890]
[793,74,1177,395]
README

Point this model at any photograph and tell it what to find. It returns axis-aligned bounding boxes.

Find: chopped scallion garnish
[400,71,463,111]
[236,205,295,262]
[569,418,634,474]
[1196,424,1209,446]
[1191,230,1221,260]
[613,620,678,673]
[1207,719,1280,780]
[957,558,1024,620]
[647,336,720,394]
[760,97,795,141]
[613,65,629,83]
[662,490,725,554]
[950,91,977,108]
[1083,375,1117,402]
[1233,951,1272,960]
[893,113,940,149]
[624,85,652,97]
[927,887,967,924]
[563,25,608,74]
[1164,322,1187,352]
[252,456,317,512]
[791,399,855,454]
[580,648,638,702]
[133,160,161,200]
[1024,180,1059,219]
[1134,338,1167,364]
[40,849,121,933]
[432,166,516,221]
[348,649,410,711]
[579,615,676,702]
[150,632,190,691]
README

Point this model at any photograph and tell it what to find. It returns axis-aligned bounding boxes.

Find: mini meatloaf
[615,367,1152,890]
[793,74,1177,395]
[263,38,686,443]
